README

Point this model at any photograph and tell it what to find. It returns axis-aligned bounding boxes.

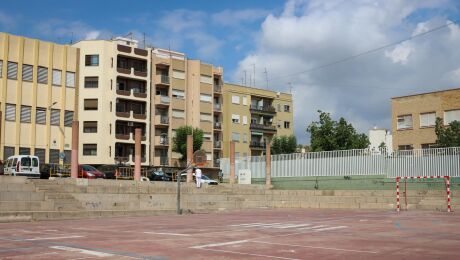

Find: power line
[269,19,458,81]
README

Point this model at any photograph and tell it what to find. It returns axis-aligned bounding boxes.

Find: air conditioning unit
[128,122,134,126]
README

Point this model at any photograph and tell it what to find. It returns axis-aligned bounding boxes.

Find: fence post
[266,141,271,188]
[230,141,235,184]
[71,121,79,179]
[134,128,141,181]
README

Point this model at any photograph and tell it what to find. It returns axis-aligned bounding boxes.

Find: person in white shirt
[195,167,202,188]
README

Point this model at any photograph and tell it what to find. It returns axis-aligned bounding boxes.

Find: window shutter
[22,64,33,81]
[50,109,60,125]
[52,69,61,86]
[7,62,18,79]
[242,116,248,125]
[37,66,48,84]
[20,106,31,123]
[36,108,46,124]
[5,104,16,121]
[66,72,75,87]
[64,111,73,126]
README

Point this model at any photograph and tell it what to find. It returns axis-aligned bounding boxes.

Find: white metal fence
[220,147,460,179]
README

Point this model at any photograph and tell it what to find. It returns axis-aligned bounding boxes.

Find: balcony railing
[250,105,276,114]
[213,84,222,93]
[155,135,169,146]
[250,141,266,149]
[214,141,222,149]
[250,123,277,132]
[161,75,170,84]
[155,95,170,105]
[154,156,169,166]
[214,122,222,129]
[155,115,170,125]
[214,103,222,111]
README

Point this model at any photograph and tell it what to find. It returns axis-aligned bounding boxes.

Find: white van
[5,155,40,178]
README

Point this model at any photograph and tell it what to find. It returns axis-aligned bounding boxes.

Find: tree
[172,126,204,161]
[435,118,460,147]
[271,135,297,155]
[306,110,370,152]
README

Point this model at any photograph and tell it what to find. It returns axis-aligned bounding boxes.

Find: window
[242,116,248,125]
[284,104,290,112]
[85,55,99,66]
[83,121,98,133]
[397,115,413,130]
[36,108,46,124]
[232,95,240,104]
[64,150,71,164]
[22,64,33,82]
[37,66,48,84]
[52,69,61,86]
[242,96,247,106]
[49,149,60,163]
[3,147,14,160]
[66,72,75,88]
[200,94,212,102]
[231,114,240,123]
[84,77,98,88]
[284,121,290,129]
[232,132,240,142]
[7,62,18,79]
[242,133,247,143]
[206,153,212,161]
[421,143,436,149]
[64,111,73,127]
[200,75,213,84]
[444,109,460,125]
[83,144,97,156]
[172,89,185,99]
[172,109,185,118]
[50,109,60,125]
[398,145,413,151]
[172,70,185,79]
[200,113,212,122]
[34,148,45,163]
[0,60,2,77]
[203,133,212,141]
[20,106,31,123]
[19,147,30,155]
[420,112,436,128]
[84,99,98,110]
[5,104,16,121]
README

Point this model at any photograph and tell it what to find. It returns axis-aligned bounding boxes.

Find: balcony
[154,115,170,127]
[155,74,170,86]
[153,156,169,166]
[154,135,169,146]
[116,99,147,121]
[154,95,170,107]
[115,121,147,141]
[250,105,276,115]
[214,141,222,149]
[214,122,222,130]
[213,84,222,93]
[213,103,222,112]
[115,143,147,164]
[250,123,277,132]
[117,55,148,78]
[250,141,266,150]
[115,133,147,141]
[116,89,147,99]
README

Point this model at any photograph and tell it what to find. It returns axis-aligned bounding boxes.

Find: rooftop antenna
[249,74,252,88]
[252,63,256,87]
[244,70,247,86]
[142,32,146,49]
[70,32,74,44]
[264,68,268,89]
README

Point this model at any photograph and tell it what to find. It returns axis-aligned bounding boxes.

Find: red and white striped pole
[445,176,452,213]
[396,177,400,213]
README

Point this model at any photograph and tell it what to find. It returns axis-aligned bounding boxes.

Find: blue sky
[1,1,460,145]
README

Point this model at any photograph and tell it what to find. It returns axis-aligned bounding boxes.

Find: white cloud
[212,9,269,27]
[34,19,110,42]
[233,0,460,144]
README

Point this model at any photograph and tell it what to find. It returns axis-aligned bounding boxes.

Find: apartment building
[0,32,78,163]
[72,37,151,165]
[391,88,460,150]
[151,48,224,168]
[222,83,294,159]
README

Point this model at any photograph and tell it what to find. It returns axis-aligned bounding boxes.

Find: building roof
[391,87,460,100]
[224,82,292,97]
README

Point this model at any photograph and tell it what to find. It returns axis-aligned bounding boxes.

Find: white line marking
[275,224,312,229]
[191,239,249,249]
[252,241,378,254]
[44,230,58,232]
[230,223,263,227]
[197,248,301,260]
[144,232,191,237]
[313,226,347,232]
[25,235,84,241]
[50,246,114,257]
[298,225,327,230]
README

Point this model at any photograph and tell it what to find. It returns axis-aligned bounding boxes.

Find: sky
[1,0,460,145]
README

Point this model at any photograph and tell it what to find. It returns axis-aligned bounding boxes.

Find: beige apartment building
[151,48,223,168]
[391,88,460,150]
[222,83,294,159]
[0,32,78,163]
[72,37,151,165]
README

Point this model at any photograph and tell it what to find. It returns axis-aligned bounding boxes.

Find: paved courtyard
[0,209,459,259]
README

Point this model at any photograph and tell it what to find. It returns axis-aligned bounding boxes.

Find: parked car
[97,164,123,179]
[4,155,40,178]
[148,170,172,181]
[180,173,218,185]
[79,165,105,179]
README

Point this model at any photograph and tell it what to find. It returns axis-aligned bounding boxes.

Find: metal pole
[266,141,271,188]
[134,128,141,181]
[176,169,181,214]
[70,121,79,178]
